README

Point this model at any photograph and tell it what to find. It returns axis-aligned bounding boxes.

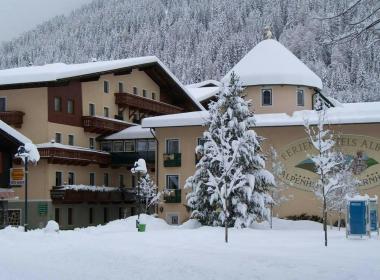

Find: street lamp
[16,146,29,232]
[131,159,147,230]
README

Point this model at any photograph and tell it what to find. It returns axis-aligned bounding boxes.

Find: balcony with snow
[82,115,134,134]
[50,185,136,204]
[37,141,111,167]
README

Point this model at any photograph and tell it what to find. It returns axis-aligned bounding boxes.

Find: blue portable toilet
[346,195,370,238]
[369,196,379,235]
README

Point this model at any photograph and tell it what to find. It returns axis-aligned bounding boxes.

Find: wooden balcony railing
[82,116,132,134]
[38,147,111,166]
[50,187,136,204]
[0,111,25,128]
[115,92,184,115]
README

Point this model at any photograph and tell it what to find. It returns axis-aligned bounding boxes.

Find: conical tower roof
[222,39,322,89]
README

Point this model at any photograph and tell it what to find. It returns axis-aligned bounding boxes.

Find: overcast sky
[0,0,94,43]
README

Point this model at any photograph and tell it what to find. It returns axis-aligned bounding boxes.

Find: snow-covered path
[0,216,379,280]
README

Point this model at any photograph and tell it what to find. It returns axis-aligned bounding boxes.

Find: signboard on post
[10,168,25,187]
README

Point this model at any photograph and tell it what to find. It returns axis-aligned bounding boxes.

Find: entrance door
[349,201,366,235]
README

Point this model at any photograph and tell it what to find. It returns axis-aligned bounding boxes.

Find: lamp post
[131,159,147,230]
[16,146,28,232]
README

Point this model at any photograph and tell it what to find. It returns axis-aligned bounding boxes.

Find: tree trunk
[323,198,328,247]
[270,203,273,229]
[225,217,228,243]
[338,212,342,231]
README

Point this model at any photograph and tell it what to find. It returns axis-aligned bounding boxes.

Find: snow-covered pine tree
[304,94,346,246]
[326,152,360,230]
[186,72,275,242]
[138,173,161,214]
[269,146,292,229]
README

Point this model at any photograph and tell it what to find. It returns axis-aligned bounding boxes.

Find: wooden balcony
[0,111,25,128]
[38,146,111,166]
[82,116,132,134]
[115,92,184,115]
[50,187,136,204]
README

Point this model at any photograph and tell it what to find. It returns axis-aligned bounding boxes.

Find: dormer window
[297,89,304,106]
[261,89,272,106]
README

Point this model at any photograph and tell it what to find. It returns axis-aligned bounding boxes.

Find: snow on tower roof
[142,101,380,128]
[0,56,204,111]
[104,125,154,140]
[222,39,323,89]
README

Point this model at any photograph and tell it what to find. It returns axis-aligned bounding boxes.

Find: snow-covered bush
[44,220,59,233]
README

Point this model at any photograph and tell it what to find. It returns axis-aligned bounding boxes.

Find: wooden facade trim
[115,92,184,115]
[38,147,111,166]
[0,111,25,128]
[82,116,133,134]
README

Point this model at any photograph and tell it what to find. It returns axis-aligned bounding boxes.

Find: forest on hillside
[0,0,379,102]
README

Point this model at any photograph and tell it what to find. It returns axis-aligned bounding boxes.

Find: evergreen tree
[186,72,275,242]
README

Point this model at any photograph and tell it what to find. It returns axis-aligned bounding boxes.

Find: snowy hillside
[0,215,379,280]
[0,0,379,102]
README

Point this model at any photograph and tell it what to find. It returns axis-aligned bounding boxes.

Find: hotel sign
[10,167,25,187]
[277,134,380,191]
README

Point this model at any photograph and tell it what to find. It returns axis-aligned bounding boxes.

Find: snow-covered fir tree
[325,152,360,230]
[138,173,161,214]
[186,72,275,242]
[304,94,351,246]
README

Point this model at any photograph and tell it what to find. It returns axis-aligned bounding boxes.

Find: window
[104,173,109,187]
[152,92,156,100]
[119,174,125,187]
[68,208,73,225]
[103,81,109,93]
[104,107,109,118]
[55,208,60,224]
[67,99,74,114]
[118,82,124,93]
[89,173,95,186]
[261,89,272,106]
[148,140,156,151]
[113,141,124,152]
[124,140,135,152]
[166,139,179,154]
[68,135,74,146]
[170,215,179,225]
[137,140,149,152]
[133,87,138,95]
[103,207,108,224]
[197,137,206,146]
[54,97,62,112]
[0,97,6,112]
[143,89,147,98]
[89,104,95,116]
[89,208,93,224]
[297,89,304,106]
[101,141,112,152]
[166,175,179,190]
[68,172,75,185]
[55,171,63,186]
[89,138,95,150]
[55,133,62,143]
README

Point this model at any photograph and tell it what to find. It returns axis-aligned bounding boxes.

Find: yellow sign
[277,134,380,191]
[10,167,25,186]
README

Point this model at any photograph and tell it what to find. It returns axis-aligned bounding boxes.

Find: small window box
[164,189,181,203]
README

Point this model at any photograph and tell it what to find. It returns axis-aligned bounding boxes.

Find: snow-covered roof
[104,125,154,140]
[186,80,222,88]
[36,142,109,154]
[0,120,32,144]
[222,39,323,89]
[61,185,119,192]
[186,87,220,102]
[142,102,380,128]
[0,56,204,111]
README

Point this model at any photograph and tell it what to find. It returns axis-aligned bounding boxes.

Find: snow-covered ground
[1,215,379,280]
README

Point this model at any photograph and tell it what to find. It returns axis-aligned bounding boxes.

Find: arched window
[261,89,272,106]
